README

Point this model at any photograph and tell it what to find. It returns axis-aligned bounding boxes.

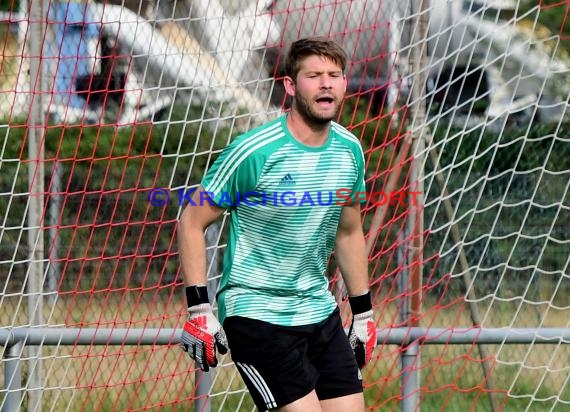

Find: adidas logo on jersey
[279,173,295,186]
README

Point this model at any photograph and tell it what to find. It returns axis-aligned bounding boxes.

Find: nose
[320,75,332,89]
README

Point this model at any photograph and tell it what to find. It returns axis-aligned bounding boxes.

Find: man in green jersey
[178,36,377,411]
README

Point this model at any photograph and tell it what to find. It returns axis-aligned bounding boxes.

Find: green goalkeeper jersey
[201,114,366,327]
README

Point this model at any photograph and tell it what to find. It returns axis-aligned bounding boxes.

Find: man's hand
[348,292,377,369]
[180,303,228,371]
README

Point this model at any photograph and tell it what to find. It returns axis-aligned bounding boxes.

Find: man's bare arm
[334,202,369,296]
[177,186,225,287]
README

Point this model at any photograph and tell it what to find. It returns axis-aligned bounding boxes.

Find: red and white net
[1,0,569,410]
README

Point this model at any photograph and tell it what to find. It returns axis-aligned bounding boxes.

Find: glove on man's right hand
[180,303,228,372]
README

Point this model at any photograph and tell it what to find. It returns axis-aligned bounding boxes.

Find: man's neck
[286,111,331,147]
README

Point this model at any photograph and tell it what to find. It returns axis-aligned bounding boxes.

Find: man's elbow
[337,225,365,246]
[179,203,220,234]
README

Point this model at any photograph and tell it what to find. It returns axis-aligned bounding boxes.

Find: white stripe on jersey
[331,122,361,145]
[206,122,283,195]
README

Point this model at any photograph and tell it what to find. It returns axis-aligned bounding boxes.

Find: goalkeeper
[177,36,377,412]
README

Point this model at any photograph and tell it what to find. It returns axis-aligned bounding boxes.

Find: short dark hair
[285,37,348,80]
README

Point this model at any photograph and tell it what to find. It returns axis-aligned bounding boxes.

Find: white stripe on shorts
[236,362,277,409]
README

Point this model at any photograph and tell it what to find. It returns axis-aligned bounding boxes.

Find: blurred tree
[521,0,570,51]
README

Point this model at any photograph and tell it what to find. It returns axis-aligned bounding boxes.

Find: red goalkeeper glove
[348,291,377,369]
[180,286,228,372]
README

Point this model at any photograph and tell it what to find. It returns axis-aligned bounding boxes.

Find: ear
[283,75,296,98]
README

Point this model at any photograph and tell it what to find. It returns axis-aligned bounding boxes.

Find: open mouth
[315,96,335,105]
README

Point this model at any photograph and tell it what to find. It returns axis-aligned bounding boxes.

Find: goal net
[0,0,568,411]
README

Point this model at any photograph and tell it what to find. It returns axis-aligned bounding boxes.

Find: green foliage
[0,105,234,292]
[339,95,404,178]
[0,0,16,12]
[520,0,570,54]
[422,120,570,303]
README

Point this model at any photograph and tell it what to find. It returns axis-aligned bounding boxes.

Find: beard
[293,91,339,126]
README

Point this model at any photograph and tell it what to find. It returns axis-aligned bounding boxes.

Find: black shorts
[223,307,362,411]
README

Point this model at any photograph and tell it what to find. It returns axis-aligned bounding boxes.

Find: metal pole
[401,0,429,410]
[48,161,62,303]
[14,0,30,114]
[397,231,420,412]
[27,0,47,409]
[3,341,24,412]
[0,327,569,346]
[401,341,421,412]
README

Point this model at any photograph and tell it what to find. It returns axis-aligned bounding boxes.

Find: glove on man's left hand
[348,291,377,369]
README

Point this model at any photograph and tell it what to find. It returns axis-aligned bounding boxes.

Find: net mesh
[0,0,569,411]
